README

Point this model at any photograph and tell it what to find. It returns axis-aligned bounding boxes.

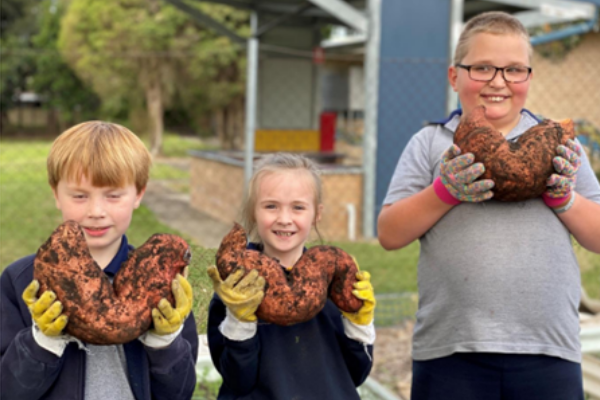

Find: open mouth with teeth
[274,231,295,237]
[482,95,508,102]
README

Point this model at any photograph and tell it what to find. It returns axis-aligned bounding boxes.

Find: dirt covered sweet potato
[453,106,575,202]
[33,220,191,344]
[215,223,363,326]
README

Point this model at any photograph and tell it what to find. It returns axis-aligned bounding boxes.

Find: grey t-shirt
[85,344,136,400]
[383,111,600,363]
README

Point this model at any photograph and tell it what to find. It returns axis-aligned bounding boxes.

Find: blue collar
[247,242,308,254]
[247,242,263,252]
[430,108,541,125]
[103,235,131,277]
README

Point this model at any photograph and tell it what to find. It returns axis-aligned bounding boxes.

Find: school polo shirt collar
[103,235,131,277]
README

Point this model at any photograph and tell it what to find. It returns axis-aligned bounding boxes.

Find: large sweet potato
[215,223,363,326]
[453,106,575,202]
[33,220,190,344]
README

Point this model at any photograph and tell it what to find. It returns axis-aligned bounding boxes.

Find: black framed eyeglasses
[456,64,532,83]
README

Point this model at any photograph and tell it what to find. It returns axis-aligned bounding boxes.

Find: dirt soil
[371,322,415,400]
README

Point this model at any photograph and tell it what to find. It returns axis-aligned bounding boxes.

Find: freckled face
[449,32,533,134]
[53,175,145,264]
[254,170,322,268]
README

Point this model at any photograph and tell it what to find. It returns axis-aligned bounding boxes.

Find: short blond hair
[240,153,323,242]
[454,11,533,65]
[47,121,151,193]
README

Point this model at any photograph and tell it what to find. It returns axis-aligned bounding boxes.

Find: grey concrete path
[143,180,231,249]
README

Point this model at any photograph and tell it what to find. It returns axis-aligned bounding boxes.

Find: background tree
[30,0,101,132]
[59,0,247,155]
[0,0,37,131]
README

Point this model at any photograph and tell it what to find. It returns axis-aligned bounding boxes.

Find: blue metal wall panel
[375,0,451,221]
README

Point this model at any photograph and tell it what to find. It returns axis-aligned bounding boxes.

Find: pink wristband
[433,177,461,206]
[542,192,570,208]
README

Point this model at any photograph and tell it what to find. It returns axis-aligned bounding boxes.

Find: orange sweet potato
[454,106,575,201]
[33,220,190,344]
[215,223,363,326]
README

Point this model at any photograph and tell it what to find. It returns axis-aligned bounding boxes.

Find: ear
[52,188,62,210]
[134,186,146,209]
[448,65,459,92]
[314,204,324,224]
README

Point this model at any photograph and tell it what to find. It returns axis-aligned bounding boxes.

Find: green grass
[331,240,420,294]
[193,375,221,400]
[143,132,217,158]
[150,163,189,181]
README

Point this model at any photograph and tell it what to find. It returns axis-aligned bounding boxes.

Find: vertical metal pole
[446,0,463,114]
[362,0,381,239]
[244,12,259,188]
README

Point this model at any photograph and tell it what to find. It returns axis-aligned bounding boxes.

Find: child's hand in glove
[207,265,265,323]
[341,271,376,326]
[436,144,495,203]
[22,280,68,336]
[151,273,193,335]
[543,139,581,202]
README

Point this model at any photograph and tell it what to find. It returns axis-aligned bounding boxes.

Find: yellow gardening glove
[341,271,376,326]
[207,265,265,323]
[22,280,68,336]
[151,273,194,335]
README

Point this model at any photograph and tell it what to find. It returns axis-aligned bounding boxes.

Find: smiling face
[449,32,532,134]
[254,169,322,267]
[53,175,145,268]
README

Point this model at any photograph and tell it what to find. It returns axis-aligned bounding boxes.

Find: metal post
[447,0,463,114]
[362,0,381,239]
[244,12,259,188]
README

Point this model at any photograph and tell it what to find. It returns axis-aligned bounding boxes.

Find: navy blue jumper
[0,235,199,400]
[208,243,373,400]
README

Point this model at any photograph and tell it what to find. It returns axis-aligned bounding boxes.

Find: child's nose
[88,198,107,218]
[489,70,507,88]
[276,209,292,225]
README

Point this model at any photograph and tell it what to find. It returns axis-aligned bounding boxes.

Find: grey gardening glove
[439,144,495,202]
[544,139,582,200]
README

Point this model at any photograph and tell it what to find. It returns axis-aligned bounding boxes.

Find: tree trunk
[145,76,163,156]
[215,97,245,150]
[233,96,245,150]
[214,108,227,150]
[47,108,60,135]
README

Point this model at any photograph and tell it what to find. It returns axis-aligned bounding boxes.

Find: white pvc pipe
[362,0,381,240]
[362,377,404,400]
[244,12,259,188]
[346,203,356,242]
[447,0,464,115]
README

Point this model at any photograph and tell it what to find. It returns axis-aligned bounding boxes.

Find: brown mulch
[371,321,415,400]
